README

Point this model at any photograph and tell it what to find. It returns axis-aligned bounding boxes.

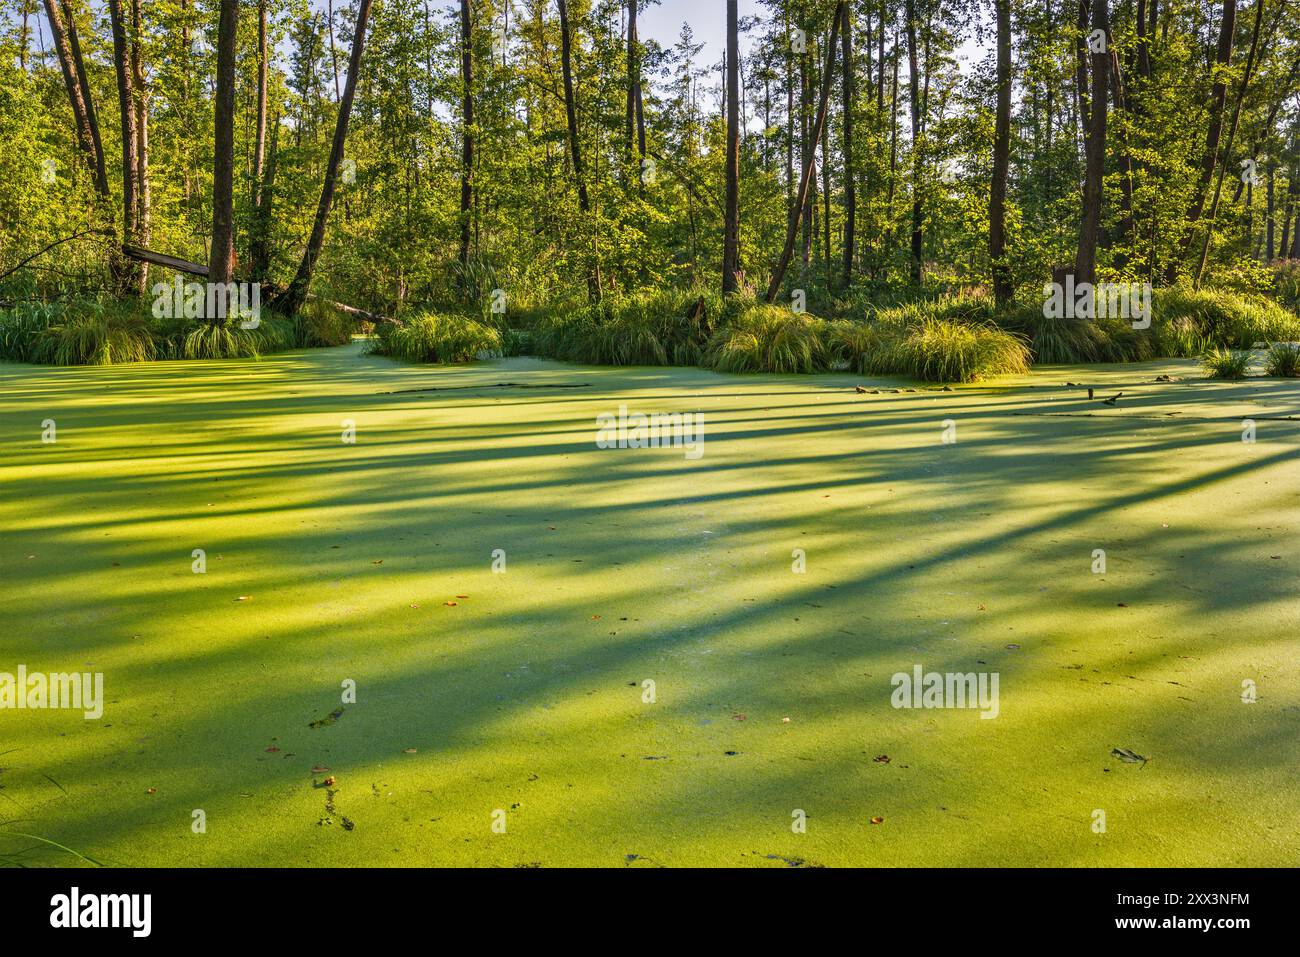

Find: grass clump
[868,318,1030,382]
[1264,341,1300,377]
[704,305,828,374]
[40,301,157,365]
[1153,287,1300,349]
[374,310,501,363]
[1200,346,1254,379]
[534,290,721,366]
[183,321,263,360]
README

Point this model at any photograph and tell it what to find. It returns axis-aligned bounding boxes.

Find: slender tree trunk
[44,1,108,197]
[989,0,1012,305]
[626,0,640,160]
[278,0,375,314]
[1193,0,1264,285]
[107,0,141,289]
[459,0,474,268]
[254,0,269,205]
[557,0,600,299]
[1169,0,1236,282]
[129,0,149,292]
[904,0,922,282]
[765,1,846,302]
[1267,160,1276,260]
[841,3,856,288]
[207,0,238,285]
[722,0,741,293]
[1075,0,1108,286]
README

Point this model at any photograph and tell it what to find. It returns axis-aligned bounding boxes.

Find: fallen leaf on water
[590,615,601,621]
[371,560,384,565]
[444,601,458,607]
[323,776,336,787]
[456,594,469,599]
[236,596,251,602]
[1117,602,1129,608]
[873,755,890,763]
[403,748,417,754]
[870,816,884,825]
[265,746,280,753]
[146,788,157,795]
[977,603,987,611]
[311,765,329,774]
[782,717,791,723]
[732,713,747,721]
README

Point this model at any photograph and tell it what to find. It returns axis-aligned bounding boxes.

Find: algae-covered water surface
[1,343,1296,867]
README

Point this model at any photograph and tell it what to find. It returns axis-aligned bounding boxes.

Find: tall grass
[867,317,1030,382]
[1201,346,1254,379]
[1264,341,1300,377]
[373,310,501,363]
[704,305,829,374]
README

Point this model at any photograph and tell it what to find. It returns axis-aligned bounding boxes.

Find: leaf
[265,746,280,753]
[870,816,884,824]
[311,765,329,774]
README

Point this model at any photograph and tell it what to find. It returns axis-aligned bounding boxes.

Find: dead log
[120,243,394,324]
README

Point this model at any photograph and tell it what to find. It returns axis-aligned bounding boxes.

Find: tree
[723,0,741,294]
[989,0,1012,304]
[106,0,141,290]
[278,0,376,315]
[841,1,856,288]
[42,0,108,198]
[766,1,846,302]
[557,0,600,299]
[209,0,239,285]
[1074,0,1107,287]
[459,0,474,268]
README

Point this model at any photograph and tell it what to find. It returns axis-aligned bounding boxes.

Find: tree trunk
[765,1,846,302]
[1169,0,1236,282]
[1074,0,1108,286]
[1192,0,1264,286]
[43,1,108,197]
[129,0,149,292]
[459,0,474,268]
[841,3,856,288]
[722,0,741,294]
[989,0,1012,305]
[278,0,375,315]
[107,0,141,290]
[208,0,238,285]
[557,0,600,299]
[904,0,922,282]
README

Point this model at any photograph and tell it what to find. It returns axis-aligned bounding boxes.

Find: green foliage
[534,290,724,366]
[1200,346,1254,380]
[704,306,829,374]
[373,310,502,363]
[0,302,60,363]
[1264,342,1300,377]
[867,318,1031,383]
[1153,288,1300,349]
[294,301,354,347]
[183,322,263,360]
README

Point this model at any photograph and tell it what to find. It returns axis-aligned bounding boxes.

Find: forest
[2,0,1300,380]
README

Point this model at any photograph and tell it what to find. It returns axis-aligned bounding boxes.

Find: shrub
[375,310,501,363]
[501,327,533,356]
[1264,341,1300,377]
[1201,346,1254,379]
[867,318,1030,382]
[704,305,829,374]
